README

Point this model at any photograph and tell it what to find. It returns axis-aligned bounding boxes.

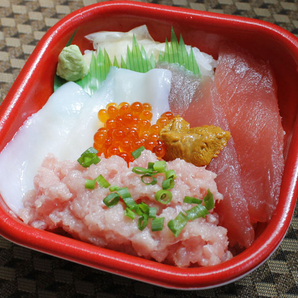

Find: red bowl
[0,1,297,289]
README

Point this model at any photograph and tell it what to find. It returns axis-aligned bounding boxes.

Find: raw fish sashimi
[183,77,255,248]
[213,43,284,224]
[156,62,201,114]
[0,68,172,215]
[20,150,231,268]
[0,83,90,214]
[96,67,172,124]
[182,43,284,247]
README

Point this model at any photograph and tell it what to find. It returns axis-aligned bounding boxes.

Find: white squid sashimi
[63,67,171,156]
[0,68,172,214]
[91,67,172,124]
[84,25,216,77]
[0,83,90,214]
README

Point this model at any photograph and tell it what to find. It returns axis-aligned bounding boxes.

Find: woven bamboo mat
[0,0,298,297]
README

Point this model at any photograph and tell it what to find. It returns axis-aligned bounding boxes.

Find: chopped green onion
[185,204,209,220]
[109,185,122,192]
[85,179,96,189]
[95,174,110,188]
[165,169,176,180]
[132,166,158,176]
[155,189,172,204]
[141,175,157,185]
[125,208,136,219]
[162,178,175,190]
[122,197,138,210]
[152,217,165,232]
[138,202,149,214]
[117,187,131,199]
[77,147,100,167]
[147,162,154,171]
[149,207,157,218]
[153,160,167,173]
[138,214,148,231]
[133,205,143,216]
[131,146,145,159]
[132,166,151,175]
[183,196,203,205]
[168,212,188,237]
[103,193,120,208]
[204,189,214,210]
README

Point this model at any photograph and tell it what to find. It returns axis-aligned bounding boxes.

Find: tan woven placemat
[0,1,297,297]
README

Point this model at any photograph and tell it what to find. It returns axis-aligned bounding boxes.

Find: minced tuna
[19,150,232,267]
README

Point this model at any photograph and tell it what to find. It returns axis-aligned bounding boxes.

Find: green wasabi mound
[56,45,89,81]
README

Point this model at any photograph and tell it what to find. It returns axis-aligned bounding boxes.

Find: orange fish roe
[93,102,174,164]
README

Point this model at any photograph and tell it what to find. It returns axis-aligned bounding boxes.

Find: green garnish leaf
[125,208,136,219]
[132,166,151,175]
[103,193,120,208]
[77,147,100,168]
[168,212,188,237]
[153,160,167,173]
[138,214,149,231]
[85,179,96,189]
[158,28,201,76]
[54,27,200,95]
[54,75,67,92]
[141,175,157,185]
[147,162,154,171]
[122,196,138,210]
[85,174,110,190]
[117,187,131,200]
[76,50,112,95]
[133,205,143,216]
[125,35,155,72]
[149,207,157,218]
[162,178,175,190]
[155,189,172,204]
[120,56,127,69]
[204,189,214,210]
[185,204,209,221]
[165,169,176,180]
[95,174,110,188]
[109,185,122,192]
[183,196,203,205]
[75,34,156,95]
[131,146,145,159]
[152,217,165,232]
[138,202,149,214]
[66,30,78,47]
[113,55,120,68]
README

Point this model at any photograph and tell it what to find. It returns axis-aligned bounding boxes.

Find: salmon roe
[93,102,174,164]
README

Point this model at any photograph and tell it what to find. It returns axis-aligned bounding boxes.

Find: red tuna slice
[213,43,284,224]
[182,77,255,248]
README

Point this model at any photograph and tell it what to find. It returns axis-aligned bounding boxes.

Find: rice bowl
[0,1,297,289]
